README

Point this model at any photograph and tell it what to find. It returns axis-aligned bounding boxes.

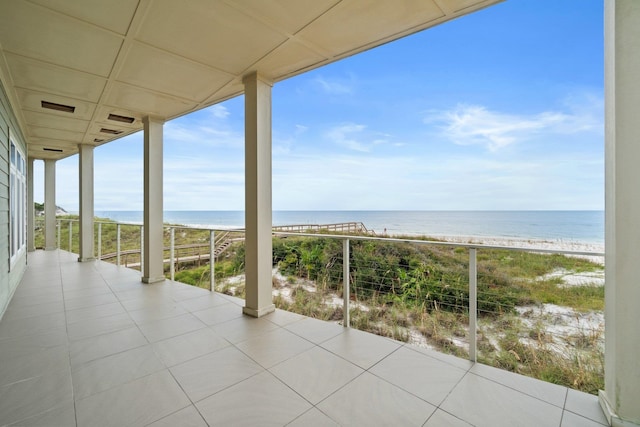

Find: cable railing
[270,232,605,394]
[33,217,605,393]
[34,219,241,288]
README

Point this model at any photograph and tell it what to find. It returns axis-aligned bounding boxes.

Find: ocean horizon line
[91,209,604,212]
[89,210,604,246]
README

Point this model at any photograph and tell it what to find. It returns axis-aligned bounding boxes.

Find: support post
[343,238,350,328]
[469,248,477,363]
[140,225,144,274]
[44,159,56,250]
[142,116,165,283]
[210,230,215,292]
[78,144,95,261]
[57,221,61,249]
[68,220,72,252]
[600,1,640,425]
[242,72,275,317]
[97,223,102,260]
[116,224,121,266]
[170,227,175,281]
[27,157,35,252]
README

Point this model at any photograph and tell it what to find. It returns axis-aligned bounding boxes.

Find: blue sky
[34,0,604,212]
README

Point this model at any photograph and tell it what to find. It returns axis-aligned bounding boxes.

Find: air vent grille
[41,101,75,113]
[100,128,123,135]
[108,113,135,124]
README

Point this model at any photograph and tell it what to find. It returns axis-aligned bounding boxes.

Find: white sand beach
[436,235,603,252]
[434,236,604,265]
[433,235,605,264]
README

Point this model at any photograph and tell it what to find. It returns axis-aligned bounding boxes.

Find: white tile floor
[0,250,610,426]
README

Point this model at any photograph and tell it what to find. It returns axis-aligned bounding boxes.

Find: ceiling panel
[117,42,234,102]
[136,0,288,75]
[28,138,80,158]
[15,88,97,121]
[0,0,124,77]
[28,0,139,35]
[251,40,326,81]
[29,126,84,142]
[438,0,495,14]
[93,106,143,130]
[86,122,138,138]
[106,82,197,118]
[228,0,340,35]
[23,110,90,133]
[297,0,445,56]
[203,79,245,106]
[82,122,142,146]
[5,53,107,103]
[82,129,139,147]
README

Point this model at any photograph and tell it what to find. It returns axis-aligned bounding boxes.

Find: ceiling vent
[43,147,63,152]
[108,113,135,124]
[94,138,104,143]
[100,128,123,135]
[41,101,75,113]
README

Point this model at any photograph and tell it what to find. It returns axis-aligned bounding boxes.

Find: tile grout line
[53,251,81,427]
[465,368,569,410]
[558,387,570,427]
[58,251,80,427]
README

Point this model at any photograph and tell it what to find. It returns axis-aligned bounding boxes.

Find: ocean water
[95,210,604,245]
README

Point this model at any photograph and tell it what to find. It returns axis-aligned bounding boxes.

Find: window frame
[9,135,26,267]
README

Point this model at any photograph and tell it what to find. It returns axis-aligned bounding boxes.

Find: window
[10,139,26,264]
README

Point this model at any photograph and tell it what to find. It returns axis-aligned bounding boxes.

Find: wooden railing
[272,222,373,234]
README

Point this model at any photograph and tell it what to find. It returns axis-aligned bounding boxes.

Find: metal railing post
[57,220,61,249]
[140,225,144,273]
[116,224,121,266]
[68,220,73,252]
[209,230,215,292]
[97,222,102,260]
[343,238,350,328]
[469,248,478,363]
[170,227,175,281]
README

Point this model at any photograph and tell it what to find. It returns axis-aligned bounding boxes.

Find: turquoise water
[95,210,604,244]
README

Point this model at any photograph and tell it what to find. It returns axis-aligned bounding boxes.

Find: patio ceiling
[0,0,501,161]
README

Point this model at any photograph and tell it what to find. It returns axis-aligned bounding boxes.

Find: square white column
[600,1,640,426]
[142,116,165,283]
[27,157,35,252]
[243,72,275,317]
[78,144,95,262]
[44,159,56,251]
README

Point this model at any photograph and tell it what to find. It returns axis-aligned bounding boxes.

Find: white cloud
[426,97,603,151]
[314,75,354,95]
[210,104,230,119]
[164,104,243,148]
[326,124,369,152]
[164,120,243,148]
[325,124,397,152]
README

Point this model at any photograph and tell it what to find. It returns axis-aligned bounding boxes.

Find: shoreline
[432,235,604,254]
[430,235,604,265]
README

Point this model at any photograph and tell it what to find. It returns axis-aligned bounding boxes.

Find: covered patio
[0,0,639,425]
[0,250,607,426]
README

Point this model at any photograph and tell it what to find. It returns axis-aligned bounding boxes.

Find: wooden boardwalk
[99,222,372,268]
